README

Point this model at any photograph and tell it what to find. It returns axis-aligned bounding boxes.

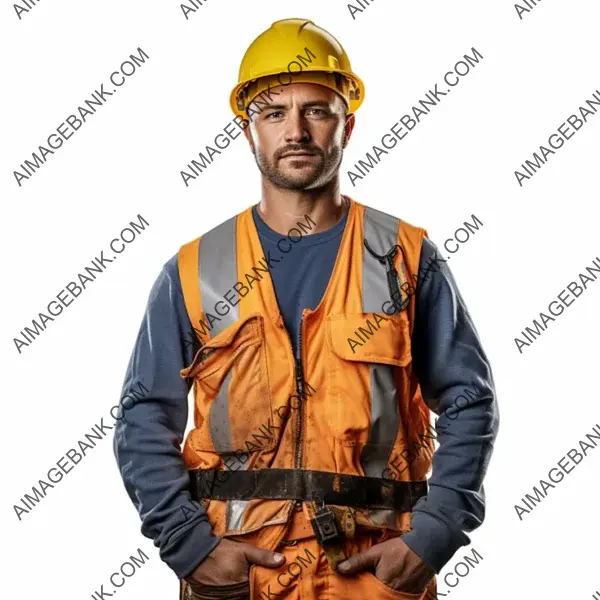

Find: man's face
[244,82,354,190]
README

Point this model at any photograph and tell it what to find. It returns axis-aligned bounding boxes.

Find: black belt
[189,468,427,511]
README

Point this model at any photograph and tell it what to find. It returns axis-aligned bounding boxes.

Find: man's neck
[256,190,347,236]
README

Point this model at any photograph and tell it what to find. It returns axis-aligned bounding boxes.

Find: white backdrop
[2,0,599,598]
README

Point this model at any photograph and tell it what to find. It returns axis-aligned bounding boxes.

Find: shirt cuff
[160,519,222,579]
[401,512,469,573]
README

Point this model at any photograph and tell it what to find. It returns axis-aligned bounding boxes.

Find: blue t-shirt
[251,203,348,357]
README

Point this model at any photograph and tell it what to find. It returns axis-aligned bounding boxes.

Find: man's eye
[266,111,283,119]
[308,108,327,116]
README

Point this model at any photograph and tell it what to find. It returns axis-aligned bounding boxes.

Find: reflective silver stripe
[209,371,233,453]
[227,500,250,531]
[362,206,400,313]
[223,439,250,531]
[201,217,238,451]
[367,508,398,528]
[199,215,239,337]
[360,206,400,478]
[361,364,398,477]
[199,216,252,531]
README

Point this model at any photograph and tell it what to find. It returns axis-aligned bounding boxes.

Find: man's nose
[284,112,310,142]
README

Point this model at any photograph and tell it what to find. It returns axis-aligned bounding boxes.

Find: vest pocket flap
[326,313,412,366]
[181,312,264,379]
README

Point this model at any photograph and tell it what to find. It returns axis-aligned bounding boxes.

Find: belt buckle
[310,500,342,545]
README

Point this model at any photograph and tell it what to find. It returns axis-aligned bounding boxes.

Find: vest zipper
[282,320,306,469]
[294,328,305,471]
[293,315,306,512]
[279,312,306,509]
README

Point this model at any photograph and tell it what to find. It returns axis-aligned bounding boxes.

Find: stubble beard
[255,146,343,190]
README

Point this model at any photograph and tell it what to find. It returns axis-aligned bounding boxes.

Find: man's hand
[185,538,285,588]
[337,536,436,594]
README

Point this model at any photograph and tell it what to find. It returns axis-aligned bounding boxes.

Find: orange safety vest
[177,196,433,542]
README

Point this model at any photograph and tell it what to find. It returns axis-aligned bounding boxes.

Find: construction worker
[113,17,499,600]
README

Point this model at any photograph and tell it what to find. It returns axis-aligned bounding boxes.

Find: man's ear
[243,124,256,154]
[343,113,356,148]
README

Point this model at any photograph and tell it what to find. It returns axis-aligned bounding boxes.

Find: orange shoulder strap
[177,237,204,340]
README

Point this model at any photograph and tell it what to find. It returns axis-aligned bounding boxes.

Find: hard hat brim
[230,66,365,121]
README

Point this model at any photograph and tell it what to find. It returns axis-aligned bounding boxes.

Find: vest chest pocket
[180,313,275,454]
[325,312,413,456]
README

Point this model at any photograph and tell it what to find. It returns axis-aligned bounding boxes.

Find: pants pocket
[357,571,435,600]
[181,579,251,600]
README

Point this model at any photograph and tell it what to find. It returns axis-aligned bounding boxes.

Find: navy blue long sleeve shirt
[113,205,498,578]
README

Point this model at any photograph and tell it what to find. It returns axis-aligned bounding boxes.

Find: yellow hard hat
[230,18,365,121]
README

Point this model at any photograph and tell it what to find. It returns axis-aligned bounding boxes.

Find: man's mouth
[281,151,316,158]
